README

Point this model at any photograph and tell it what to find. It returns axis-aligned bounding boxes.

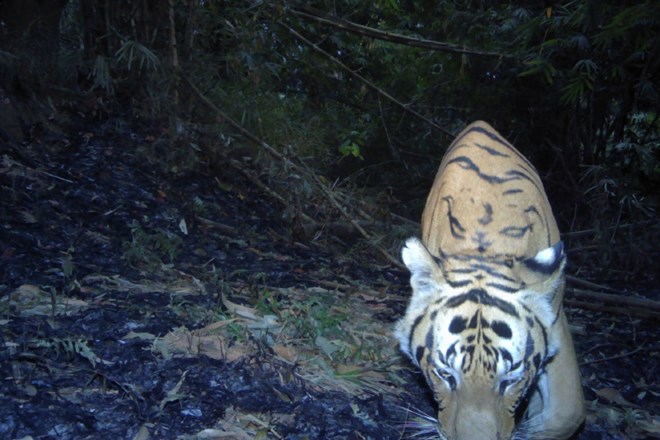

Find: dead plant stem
[277,19,454,139]
[292,7,513,59]
[181,73,403,268]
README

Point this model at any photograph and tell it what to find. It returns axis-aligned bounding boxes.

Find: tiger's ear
[518,241,566,297]
[397,238,445,360]
[401,238,446,307]
[516,241,566,327]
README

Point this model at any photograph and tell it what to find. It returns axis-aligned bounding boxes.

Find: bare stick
[292,7,514,59]
[278,20,454,139]
[566,275,618,293]
[580,344,650,366]
[181,73,403,268]
[567,288,660,313]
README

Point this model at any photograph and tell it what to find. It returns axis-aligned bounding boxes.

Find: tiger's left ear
[400,237,446,316]
[518,241,566,294]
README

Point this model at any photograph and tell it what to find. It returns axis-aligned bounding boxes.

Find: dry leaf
[4,284,89,316]
[154,326,250,361]
[594,387,639,408]
[159,370,188,412]
[132,424,151,440]
[122,331,157,341]
[221,292,259,320]
[637,418,660,435]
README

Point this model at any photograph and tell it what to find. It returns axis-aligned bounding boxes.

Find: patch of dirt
[1,113,658,440]
[0,115,430,439]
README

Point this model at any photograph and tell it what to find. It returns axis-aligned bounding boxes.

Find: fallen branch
[226,158,315,226]
[292,150,404,269]
[277,19,454,139]
[565,298,659,320]
[579,344,651,366]
[298,220,389,242]
[563,220,657,239]
[565,287,660,320]
[292,6,514,59]
[568,288,660,312]
[181,73,403,269]
[566,275,617,293]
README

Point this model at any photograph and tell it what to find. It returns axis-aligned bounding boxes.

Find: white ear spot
[534,246,557,265]
[524,241,564,275]
[401,237,429,270]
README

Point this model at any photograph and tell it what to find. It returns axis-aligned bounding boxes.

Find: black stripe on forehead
[426,326,434,351]
[447,279,473,288]
[445,288,519,318]
[446,156,523,185]
[503,188,523,195]
[424,310,438,349]
[448,125,538,174]
[449,316,468,334]
[535,315,549,355]
[445,341,458,363]
[474,142,510,158]
[525,332,535,359]
[408,314,425,358]
[469,263,517,282]
[446,251,514,268]
[486,282,519,293]
[491,320,512,339]
[451,126,511,154]
[415,345,425,365]
[504,169,536,184]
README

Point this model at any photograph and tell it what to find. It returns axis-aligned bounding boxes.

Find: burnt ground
[0,115,658,440]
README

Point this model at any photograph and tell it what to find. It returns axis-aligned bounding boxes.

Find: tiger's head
[395,237,566,440]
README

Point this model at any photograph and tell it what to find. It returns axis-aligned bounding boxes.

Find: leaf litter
[0,116,657,439]
[0,117,425,439]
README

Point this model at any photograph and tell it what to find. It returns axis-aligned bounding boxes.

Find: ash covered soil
[1,116,658,439]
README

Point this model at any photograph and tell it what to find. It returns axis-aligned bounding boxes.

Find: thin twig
[566,275,618,293]
[378,95,398,160]
[293,151,404,269]
[567,287,660,313]
[562,220,657,238]
[226,159,314,224]
[292,7,515,59]
[39,170,75,184]
[565,298,660,320]
[579,344,651,366]
[277,20,454,139]
[181,73,403,268]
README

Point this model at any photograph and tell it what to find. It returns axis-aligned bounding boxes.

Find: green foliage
[123,221,183,269]
[89,55,114,95]
[338,141,363,160]
[278,295,346,341]
[115,39,160,73]
[59,246,78,300]
[183,0,656,274]
[36,337,102,368]
[338,131,365,161]
[560,59,598,105]
[1,0,656,275]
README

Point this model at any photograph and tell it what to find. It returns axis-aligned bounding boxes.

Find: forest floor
[1,113,658,439]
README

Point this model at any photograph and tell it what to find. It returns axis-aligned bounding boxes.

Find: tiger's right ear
[396,238,445,361]
[401,238,446,304]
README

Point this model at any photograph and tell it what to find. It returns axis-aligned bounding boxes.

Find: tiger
[395,121,585,440]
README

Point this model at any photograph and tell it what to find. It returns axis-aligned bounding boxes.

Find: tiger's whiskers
[394,403,444,439]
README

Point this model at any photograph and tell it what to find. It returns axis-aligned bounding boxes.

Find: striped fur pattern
[395,122,584,440]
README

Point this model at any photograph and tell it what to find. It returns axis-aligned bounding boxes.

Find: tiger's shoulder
[421,120,559,262]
